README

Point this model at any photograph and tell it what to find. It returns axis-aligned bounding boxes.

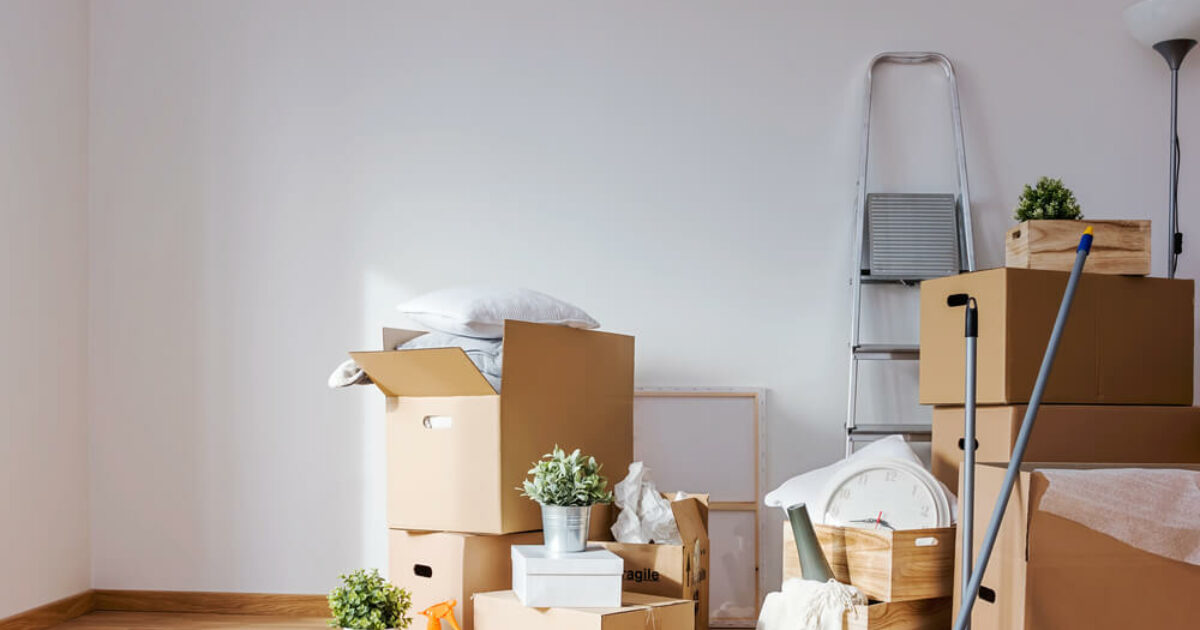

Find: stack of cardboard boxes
[919,268,1200,629]
[351,320,701,630]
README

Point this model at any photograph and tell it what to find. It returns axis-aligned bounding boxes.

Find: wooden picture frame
[633,387,767,628]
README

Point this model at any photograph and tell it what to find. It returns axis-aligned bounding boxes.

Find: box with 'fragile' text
[592,495,709,630]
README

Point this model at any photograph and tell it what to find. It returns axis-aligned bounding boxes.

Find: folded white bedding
[328,332,503,392]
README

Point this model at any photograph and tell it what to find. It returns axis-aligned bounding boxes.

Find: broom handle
[951,227,1093,630]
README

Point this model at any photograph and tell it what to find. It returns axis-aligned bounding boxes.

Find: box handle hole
[1012,229,1021,239]
[979,586,996,603]
[958,438,979,451]
[422,415,452,430]
[413,564,433,578]
[914,537,938,547]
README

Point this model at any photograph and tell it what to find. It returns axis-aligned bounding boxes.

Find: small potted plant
[1006,176,1149,275]
[521,446,613,553]
[328,568,412,630]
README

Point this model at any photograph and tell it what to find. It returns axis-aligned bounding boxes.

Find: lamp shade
[1124,0,1200,47]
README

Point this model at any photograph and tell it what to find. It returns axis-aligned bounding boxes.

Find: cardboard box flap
[382,327,429,350]
[668,494,710,544]
[350,348,496,397]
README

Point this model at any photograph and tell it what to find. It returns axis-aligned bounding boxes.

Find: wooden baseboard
[93,590,328,618]
[0,591,94,630]
[0,589,328,630]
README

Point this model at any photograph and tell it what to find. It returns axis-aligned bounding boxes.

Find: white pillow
[398,286,600,339]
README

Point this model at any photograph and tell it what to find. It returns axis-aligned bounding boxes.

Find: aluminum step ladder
[846,52,976,456]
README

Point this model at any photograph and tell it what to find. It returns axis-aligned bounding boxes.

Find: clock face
[820,459,949,530]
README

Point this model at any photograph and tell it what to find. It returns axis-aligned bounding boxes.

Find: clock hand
[848,517,896,530]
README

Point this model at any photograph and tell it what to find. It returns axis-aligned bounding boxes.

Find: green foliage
[1014,176,1083,221]
[520,445,614,507]
[328,568,412,630]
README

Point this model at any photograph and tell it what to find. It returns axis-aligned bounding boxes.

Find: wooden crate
[783,523,955,602]
[1005,219,1150,275]
[846,598,952,630]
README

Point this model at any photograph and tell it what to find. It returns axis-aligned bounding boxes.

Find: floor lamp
[1124,0,1200,278]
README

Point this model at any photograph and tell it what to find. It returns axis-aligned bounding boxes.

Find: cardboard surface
[357,321,635,534]
[592,495,710,630]
[783,522,955,602]
[473,590,695,630]
[955,463,1200,630]
[387,529,541,630]
[919,268,1193,405]
[930,404,1200,489]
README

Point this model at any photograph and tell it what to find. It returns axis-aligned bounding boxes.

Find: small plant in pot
[328,568,412,630]
[521,445,613,553]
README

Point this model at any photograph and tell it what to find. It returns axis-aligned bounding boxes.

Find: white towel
[1038,468,1200,565]
[757,579,866,630]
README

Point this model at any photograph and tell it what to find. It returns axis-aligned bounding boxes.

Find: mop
[952,226,1094,630]
[945,291,978,628]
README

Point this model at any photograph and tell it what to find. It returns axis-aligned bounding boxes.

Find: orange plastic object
[419,599,461,630]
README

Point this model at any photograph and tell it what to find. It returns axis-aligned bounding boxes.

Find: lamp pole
[1153,39,1196,278]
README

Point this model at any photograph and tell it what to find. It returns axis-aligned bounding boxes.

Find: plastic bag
[610,462,682,544]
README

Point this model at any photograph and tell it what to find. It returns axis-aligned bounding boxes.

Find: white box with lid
[512,545,623,608]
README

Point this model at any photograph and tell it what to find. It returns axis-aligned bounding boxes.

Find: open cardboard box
[955,462,1200,630]
[351,320,634,534]
[919,268,1193,405]
[592,494,710,630]
[930,404,1200,489]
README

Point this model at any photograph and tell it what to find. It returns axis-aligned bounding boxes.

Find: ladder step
[848,424,933,441]
[852,344,920,360]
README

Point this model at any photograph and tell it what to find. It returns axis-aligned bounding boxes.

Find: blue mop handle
[951,227,1093,630]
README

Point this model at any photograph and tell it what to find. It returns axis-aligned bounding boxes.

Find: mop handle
[951,227,1093,630]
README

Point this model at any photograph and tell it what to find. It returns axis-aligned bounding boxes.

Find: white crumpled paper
[611,462,683,545]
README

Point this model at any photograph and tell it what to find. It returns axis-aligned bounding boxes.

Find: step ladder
[846,52,976,456]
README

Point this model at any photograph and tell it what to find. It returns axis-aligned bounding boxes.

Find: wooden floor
[49,612,329,629]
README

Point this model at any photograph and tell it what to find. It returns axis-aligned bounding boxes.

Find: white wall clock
[818,457,951,530]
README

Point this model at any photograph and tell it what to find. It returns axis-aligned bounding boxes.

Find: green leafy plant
[520,445,614,507]
[328,569,412,630]
[1014,176,1083,221]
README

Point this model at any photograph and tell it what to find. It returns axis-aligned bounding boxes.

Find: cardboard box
[512,545,623,608]
[846,598,952,630]
[919,268,1193,405]
[1005,220,1151,276]
[783,522,955,602]
[351,320,634,534]
[592,495,710,630]
[954,463,1200,630]
[473,590,694,630]
[387,529,541,630]
[930,404,1200,489]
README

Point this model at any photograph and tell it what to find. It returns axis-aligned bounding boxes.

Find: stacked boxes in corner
[920,268,1200,629]
[352,320,635,630]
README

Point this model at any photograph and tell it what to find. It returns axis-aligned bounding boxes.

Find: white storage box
[512,545,623,608]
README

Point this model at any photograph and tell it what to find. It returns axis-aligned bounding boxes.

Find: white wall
[87,0,1198,596]
[0,0,91,617]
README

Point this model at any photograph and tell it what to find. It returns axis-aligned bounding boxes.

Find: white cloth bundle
[757,578,867,630]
